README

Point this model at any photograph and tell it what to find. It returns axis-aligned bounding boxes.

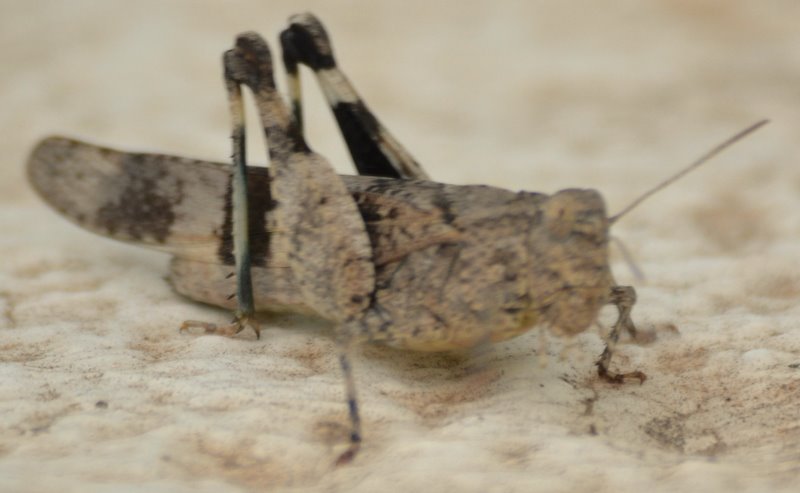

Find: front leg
[596,285,647,383]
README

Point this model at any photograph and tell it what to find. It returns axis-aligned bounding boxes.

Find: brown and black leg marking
[280,12,430,180]
[596,285,647,384]
[223,32,377,464]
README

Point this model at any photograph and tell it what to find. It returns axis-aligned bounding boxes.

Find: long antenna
[609,119,769,224]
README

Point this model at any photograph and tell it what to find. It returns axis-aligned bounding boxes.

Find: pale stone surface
[2,1,799,492]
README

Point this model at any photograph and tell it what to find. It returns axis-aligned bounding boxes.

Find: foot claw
[180,315,261,339]
[597,364,647,385]
[334,442,360,467]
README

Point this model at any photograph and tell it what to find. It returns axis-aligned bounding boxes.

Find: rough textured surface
[2,1,799,492]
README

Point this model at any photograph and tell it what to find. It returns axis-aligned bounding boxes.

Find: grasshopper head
[530,188,614,336]
[526,120,769,337]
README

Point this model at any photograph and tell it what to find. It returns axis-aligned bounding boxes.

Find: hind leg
[280,13,430,180]
[179,28,263,339]
[224,32,376,464]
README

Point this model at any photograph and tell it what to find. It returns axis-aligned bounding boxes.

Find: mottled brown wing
[26,137,463,268]
[26,136,255,264]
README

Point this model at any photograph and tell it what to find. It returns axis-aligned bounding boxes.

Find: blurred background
[3,1,798,204]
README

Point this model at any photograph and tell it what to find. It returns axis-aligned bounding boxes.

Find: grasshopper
[26,13,766,464]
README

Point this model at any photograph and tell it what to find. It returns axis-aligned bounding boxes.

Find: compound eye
[572,208,607,241]
[544,204,573,239]
[543,193,581,239]
[544,189,608,242]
